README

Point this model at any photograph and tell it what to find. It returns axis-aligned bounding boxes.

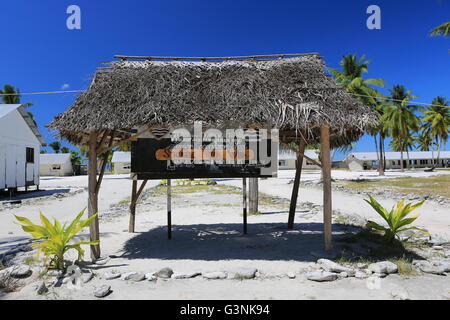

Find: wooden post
[128,179,138,233]
[88,132,101,259]
[167,179,172,240]
[243,178,247,234]
[248,177,258,214]
[287,139,306,229]
[128,179,148,233]
[320,123,333,252]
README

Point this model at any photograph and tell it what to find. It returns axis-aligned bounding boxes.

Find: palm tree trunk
[436,137,442,168]
[400,149,404,172]
[406,148,411,170]
[378,134,384,176]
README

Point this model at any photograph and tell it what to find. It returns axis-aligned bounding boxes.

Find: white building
[278,149,320,170]
[39,153,73,176]
[345,151,450,171]
[0,104,44,191]
[111,151,131,174]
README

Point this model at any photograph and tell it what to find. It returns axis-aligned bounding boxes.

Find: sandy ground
[1,170,449,300]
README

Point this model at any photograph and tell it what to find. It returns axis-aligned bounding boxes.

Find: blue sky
[1,0,449,160]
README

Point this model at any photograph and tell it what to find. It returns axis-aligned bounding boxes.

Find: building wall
[113,162,131,174]
[0,110,40,190]
[346,157,450,171]
[39,161,73,176]
[278,158,320,170]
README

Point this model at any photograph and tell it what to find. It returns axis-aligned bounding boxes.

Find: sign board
[131,125,278,180]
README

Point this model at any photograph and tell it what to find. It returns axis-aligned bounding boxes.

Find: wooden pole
[320,123,333,252]
[128,179,148,233]
[287,139,306,229]
[167,179,172,240]
[128,179,138,233]
[248,177,258,214]
[88,132,101,259]
[243,178,247,234]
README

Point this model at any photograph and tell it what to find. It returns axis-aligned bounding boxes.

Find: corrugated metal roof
[40,153,71,164]
[111,151,131,163]
[347,151,450,161]
[0,104,20,119]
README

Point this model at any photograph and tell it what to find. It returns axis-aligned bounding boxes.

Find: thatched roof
[48,54,377,147]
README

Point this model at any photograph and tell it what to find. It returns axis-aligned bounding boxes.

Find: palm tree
[415,129,433,151]
[49,141,61,153]
[61,146,70,154]
[329,54,386,174]
[422,96,450,168]
[0,85,35,124]
[382,85,420,172]
[430,22,450,37]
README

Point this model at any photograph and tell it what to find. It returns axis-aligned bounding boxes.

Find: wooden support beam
[320,123,333,252]
[248,178,258,215]
[96,126,160,155]
[88,132,101,259]
[243,178,248,234]
[95,131,116,194]
[128,180,138,233]
[287,139,306,229]
[128,179,148,233]
[167,179,172,240]
[278,140,322,168]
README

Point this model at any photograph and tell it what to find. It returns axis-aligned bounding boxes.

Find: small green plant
[14,208,99,270]
[364,195,430,243]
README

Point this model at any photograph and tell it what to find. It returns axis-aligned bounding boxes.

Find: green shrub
[15,208,98,270]
[364,195,430,243]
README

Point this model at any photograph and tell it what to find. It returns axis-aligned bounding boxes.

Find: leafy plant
[364,195,430,243]
[14,209,98,270]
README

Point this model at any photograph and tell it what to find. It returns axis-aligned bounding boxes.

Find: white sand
[1,170,449,300]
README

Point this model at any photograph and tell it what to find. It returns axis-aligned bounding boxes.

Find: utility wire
[0,88,447,108]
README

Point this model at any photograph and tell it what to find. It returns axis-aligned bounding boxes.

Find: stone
[171,272,201,279]
[226,267,257,279]
[145,273,157,281]
[306,270,338,282]
[36,281,48,295]
[61,276,72,284]
[104,271,121,280]
[415,261,447,275]
[203,271,227,279]
[120,272,137,280]
[94,285,111,298]
[368,261,398,274]
[9,265,32,278]
[317,259,356,276]
[286,272,296,279]
[356,263,368,269]
[82,272,94,283]
[46,269,63,277]
[155,267,174,279]
[93,257,110,265]
[128,273,146,282]
[372,273,387,278]
[391,289,409,300]
[354,271,369,279]
[338,272,348,279]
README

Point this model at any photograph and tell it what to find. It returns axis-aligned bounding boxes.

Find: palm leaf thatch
[47,54,378,148]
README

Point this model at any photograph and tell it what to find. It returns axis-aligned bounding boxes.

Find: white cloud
[61,83,70,90]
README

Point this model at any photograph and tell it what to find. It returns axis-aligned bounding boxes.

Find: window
[391,161,396,165]
[279,160,286,167]
[123,163,131,169]
[51,165,61,171]
[26,147,34,163]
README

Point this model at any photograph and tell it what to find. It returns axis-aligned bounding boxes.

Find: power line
[0,88,447,108]
[0,90,83,96]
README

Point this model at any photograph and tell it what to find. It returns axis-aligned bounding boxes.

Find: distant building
[345,151,450,171]
[0,104,45,191]
[39,153,73,176]
[278,149,320,170]
[111,151,131,174]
